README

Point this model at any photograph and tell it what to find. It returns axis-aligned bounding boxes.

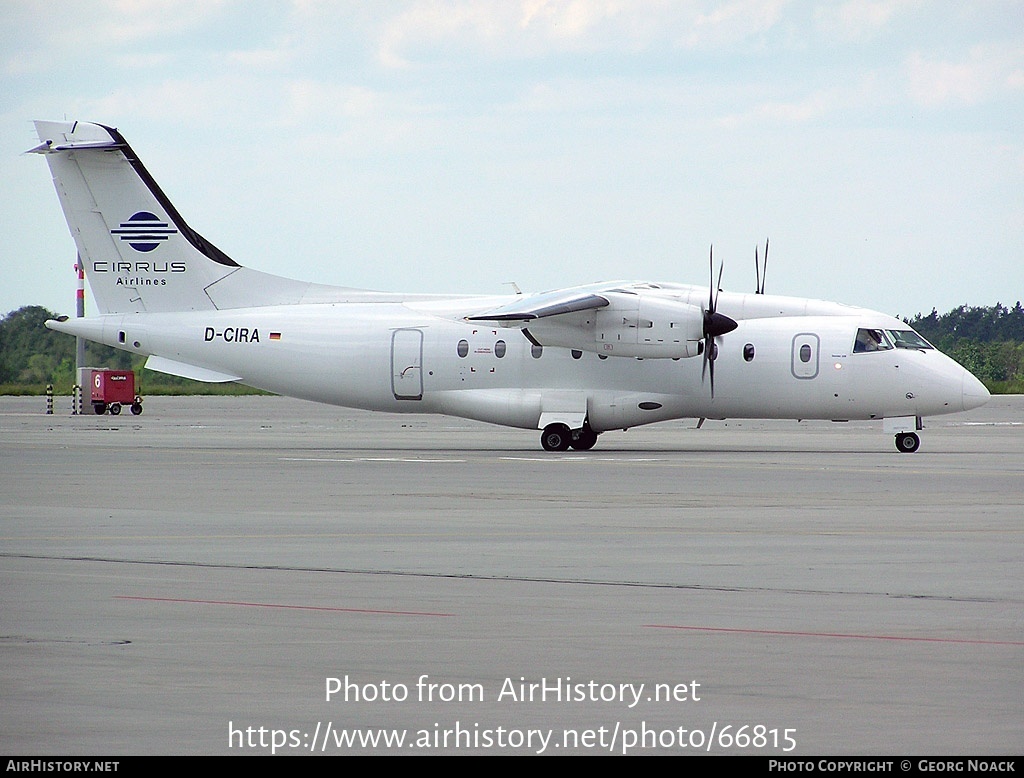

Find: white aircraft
[31,120,989,452]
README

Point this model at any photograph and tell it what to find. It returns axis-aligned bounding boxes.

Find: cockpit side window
[886,330,934,350]
[853,328,893,353]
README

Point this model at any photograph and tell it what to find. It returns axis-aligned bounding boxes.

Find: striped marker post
[75,257,86,381]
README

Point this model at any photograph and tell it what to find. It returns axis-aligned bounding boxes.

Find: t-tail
[30,120,338,313]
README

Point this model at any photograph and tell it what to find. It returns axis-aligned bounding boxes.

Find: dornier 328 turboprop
[31,120,990,452]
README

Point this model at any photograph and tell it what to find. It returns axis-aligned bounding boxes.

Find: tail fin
[32,120,328,313]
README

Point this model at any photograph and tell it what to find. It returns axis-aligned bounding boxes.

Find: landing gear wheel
[109,403,121,415]
[93,402,106,415]
[570,427,599,450]
[541,423,572,452]
[895,432,920,453]
[130,402,143,415]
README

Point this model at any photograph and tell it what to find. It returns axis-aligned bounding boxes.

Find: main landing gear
[541,423,599,452]
[895,432,920,453]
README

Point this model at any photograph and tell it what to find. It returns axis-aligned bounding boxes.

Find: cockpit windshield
[886,329,934,350]
[853,328,892,353]
[854,328,934,353]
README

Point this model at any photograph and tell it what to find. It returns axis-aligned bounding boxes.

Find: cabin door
[391,328,423,400]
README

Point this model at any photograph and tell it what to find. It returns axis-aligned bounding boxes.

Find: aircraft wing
[466,289,610,322]
[465,284,705,360]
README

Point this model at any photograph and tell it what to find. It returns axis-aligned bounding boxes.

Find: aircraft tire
[541,424,572,452]
[570,428,599,450]
[895,432,920,453]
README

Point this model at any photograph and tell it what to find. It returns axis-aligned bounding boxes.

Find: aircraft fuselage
[59,292,985,434]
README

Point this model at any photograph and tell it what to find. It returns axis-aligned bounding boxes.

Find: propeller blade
[700,336,714,397]
[755,245,761,294]
[701,336,709,382]
[708,345,715,397]
[761,237,769,294]
[708,245,715,313]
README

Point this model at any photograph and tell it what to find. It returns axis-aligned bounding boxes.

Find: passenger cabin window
[853,328,893,353]
[531,344,543,359]
[494,340,506,358]
[457,339,469,358]
[743,343,755,362]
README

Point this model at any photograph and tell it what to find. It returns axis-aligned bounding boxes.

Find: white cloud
[225,44,295,69]
[686,0,787,47]
[815,0,909,41]
[1,0,230,74]
[905,44,1024,108]
[283,80,383,124]
[84,75,271,124]
[373,0,791,66]
[717,90,834,128]
[99,0,230,42]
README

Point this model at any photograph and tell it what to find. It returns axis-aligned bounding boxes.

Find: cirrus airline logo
[110,211,178,252]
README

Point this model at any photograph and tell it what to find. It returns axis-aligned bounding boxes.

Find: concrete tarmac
[1,395,1021,755]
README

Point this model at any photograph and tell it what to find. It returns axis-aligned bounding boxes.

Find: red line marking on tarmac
[644,624,1024,646]
[115,595,453,617]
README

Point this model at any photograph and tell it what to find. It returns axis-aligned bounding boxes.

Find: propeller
[755,237,769,295]
[701,245,738,398]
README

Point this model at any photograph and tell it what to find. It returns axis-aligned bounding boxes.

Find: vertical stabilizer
[32,120,239,314]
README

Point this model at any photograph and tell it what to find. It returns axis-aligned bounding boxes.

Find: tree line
[905,303,1024,392]
[3,303,1024,394]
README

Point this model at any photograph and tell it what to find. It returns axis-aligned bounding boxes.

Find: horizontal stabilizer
[28,120,123,154]
[145,355,242,383]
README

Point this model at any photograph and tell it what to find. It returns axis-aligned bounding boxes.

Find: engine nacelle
[526,292,704,359]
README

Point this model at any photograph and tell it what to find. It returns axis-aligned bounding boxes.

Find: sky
[1,0,1022,320]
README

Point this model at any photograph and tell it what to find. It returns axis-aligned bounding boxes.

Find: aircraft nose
[961,369,990,411]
